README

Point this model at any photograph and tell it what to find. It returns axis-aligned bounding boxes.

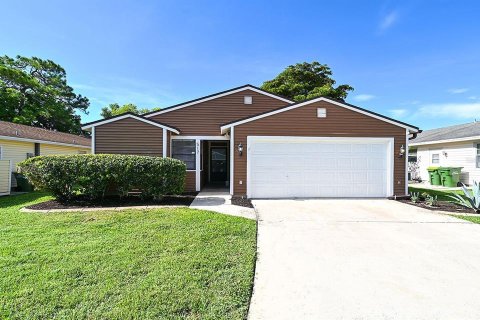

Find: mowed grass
[408,186,466,201]
[453,215,480,224]
[0,192,257,319]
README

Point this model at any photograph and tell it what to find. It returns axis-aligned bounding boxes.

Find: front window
[431,153,440,164]
[172,139,196,170]
[477,144,480,168]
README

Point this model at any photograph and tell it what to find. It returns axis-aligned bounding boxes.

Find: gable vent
[317,108,327,118]
[244,96,253,104]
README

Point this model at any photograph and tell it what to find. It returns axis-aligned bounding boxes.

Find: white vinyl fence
[0,160,11,196]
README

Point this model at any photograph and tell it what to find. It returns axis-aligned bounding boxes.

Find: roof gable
[81,113,180,134]
[220,96,420,133]
[143,84,294,118]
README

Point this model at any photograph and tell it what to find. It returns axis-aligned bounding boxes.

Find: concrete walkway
[189,191,256,220]
[249,199,480,320]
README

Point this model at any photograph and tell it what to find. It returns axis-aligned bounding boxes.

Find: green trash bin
[427,167,441,186]
[450,167,463,187]
[14,173,34,192]
[438,167,452,187]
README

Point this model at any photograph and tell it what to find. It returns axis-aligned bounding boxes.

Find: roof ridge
[81,112,180,133]
[221,95,419,131]
[141,84,294,118]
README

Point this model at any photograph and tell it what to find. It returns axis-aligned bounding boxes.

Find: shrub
[18,154,186,202]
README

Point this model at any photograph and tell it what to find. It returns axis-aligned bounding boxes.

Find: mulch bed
[231,196,254,208]
[26,192,199,210]
[398,199,475,214]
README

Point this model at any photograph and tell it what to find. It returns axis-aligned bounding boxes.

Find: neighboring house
[410,121,480,185]
[82,84,419,198]
[0,120,91,172]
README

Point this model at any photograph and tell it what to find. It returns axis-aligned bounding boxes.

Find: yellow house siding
[0,140,34,172]
[0,160,11,194]
[40,144,90,156]
[0,139,90,172]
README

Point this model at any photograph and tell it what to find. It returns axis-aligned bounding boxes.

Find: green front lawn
[0,193,257,319]
[408,186,466,201]
[454,215,480,224]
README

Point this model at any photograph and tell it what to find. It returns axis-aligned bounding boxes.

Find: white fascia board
[171,135,228,140]
[246,136,395,144]
[91,127,95,153]
[162,128,167,157]
[81,114,180,134]
[410,135,480,146]
[230,127,234,195]
[220,97,419,133]
[0,135,91,149]
[144,86,294,118]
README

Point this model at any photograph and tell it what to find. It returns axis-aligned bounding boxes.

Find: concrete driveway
[249,199,480,320]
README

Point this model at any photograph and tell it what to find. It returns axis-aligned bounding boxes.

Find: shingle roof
[411,121,480,144]
[0,121,91,147]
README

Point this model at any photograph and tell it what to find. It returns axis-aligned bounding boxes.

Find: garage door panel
[248,137,391,198]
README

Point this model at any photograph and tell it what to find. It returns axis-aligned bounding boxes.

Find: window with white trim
[431,153,440,164]
[476,144,480,168]
[172,140,196,170]
[244,96,252,104]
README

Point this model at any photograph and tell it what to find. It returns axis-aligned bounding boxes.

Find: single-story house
[82,85,420,199]
[409,121,480,185]
[0,120,91,195]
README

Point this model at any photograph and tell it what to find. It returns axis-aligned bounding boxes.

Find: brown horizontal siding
[184,171,196,192]
[233,100,407,196]
[95,118,164,156]
[150,90,288,135]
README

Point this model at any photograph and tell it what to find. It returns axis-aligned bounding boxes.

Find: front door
[210,146,228,182]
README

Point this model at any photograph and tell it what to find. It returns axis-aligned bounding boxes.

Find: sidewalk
[189,191,256,220]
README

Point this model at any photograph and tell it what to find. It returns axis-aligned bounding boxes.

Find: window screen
[431,153,440,164]
[172,140,196,170]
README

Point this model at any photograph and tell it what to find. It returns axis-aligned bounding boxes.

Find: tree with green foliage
[100,103,160,118]
[261,61,354,102]
[0,55,89,134]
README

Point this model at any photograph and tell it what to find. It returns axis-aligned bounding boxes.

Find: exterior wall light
[399,145,406,157]
[238,143,243,156]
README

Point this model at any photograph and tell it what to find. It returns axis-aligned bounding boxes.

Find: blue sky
[2,0,480,130]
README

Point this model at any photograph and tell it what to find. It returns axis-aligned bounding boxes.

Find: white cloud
[447,88,469,94]
[379,11,398,32]
[389,109,408,117]
[353,94,376,102]
[468,96,478,100]
[416,102,480,119]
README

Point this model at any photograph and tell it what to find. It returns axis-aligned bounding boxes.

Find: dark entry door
[210,147,228,182]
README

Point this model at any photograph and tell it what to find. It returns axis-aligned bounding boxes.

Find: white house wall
[416,141,480,185]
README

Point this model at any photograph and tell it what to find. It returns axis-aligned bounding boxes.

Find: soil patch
[231,196,254,208]
[27,193,199,210]
[398,199,475,214]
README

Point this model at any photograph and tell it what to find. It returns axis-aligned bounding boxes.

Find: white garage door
[247,136,393,198]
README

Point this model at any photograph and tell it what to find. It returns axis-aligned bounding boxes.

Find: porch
[170,136,231,193]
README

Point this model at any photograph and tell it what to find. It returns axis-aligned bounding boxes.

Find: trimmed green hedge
[18,154,186,201]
